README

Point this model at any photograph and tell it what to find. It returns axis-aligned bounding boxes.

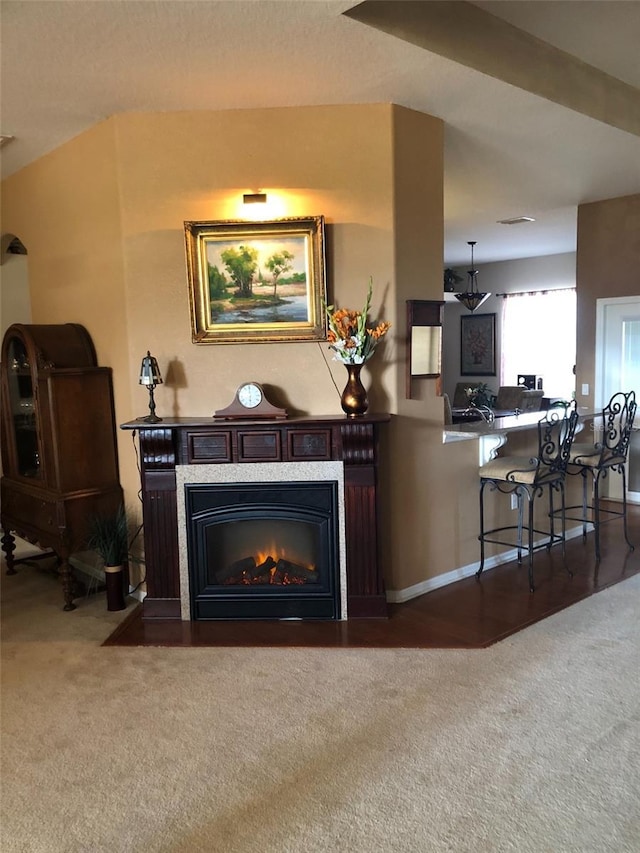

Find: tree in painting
[265,250,294,299]
[220,245,258,298]
[208,264,228,299]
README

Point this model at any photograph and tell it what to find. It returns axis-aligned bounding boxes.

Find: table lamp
[138,351,163,423]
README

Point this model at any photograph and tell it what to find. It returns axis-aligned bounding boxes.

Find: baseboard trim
[386,523,591,604]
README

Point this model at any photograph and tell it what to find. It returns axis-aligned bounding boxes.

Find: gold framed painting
[185,216,327,344]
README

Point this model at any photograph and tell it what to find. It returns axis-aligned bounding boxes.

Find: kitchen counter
[443,406,594,463]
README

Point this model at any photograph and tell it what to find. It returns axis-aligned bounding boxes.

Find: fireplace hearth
[186,481,340,620]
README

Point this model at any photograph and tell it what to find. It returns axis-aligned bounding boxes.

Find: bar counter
[444,406,593,440]
[444,407,594,464]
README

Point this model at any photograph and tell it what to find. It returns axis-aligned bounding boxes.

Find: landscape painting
[185,216,327,343]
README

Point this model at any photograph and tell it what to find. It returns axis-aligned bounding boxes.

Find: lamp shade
[455,291,490,311]
[139,351,163,387]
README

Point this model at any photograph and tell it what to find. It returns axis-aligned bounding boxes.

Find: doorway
[1,234,30,337]
[595,296,640,503]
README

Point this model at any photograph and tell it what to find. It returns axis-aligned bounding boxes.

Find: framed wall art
[460,312,496,376]
[185,216,327,344]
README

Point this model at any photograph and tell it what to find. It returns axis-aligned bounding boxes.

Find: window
[501,288,576,399]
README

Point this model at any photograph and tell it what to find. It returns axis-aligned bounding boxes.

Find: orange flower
[369,322,391,340]
[323,279,390,364]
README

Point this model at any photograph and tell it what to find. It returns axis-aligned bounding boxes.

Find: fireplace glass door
[186,481,340,620]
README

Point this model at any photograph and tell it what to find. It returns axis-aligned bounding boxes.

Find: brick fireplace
[122,414,389,620]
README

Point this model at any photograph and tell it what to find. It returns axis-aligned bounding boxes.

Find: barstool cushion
[569,443,625,467]
[479,455,539,485]
[569,443,598,463]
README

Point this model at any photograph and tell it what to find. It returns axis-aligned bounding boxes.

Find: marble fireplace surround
[176,462,347,620]
[122,415,389,620]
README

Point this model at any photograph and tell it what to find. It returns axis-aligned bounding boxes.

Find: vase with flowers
[324,279,391,417]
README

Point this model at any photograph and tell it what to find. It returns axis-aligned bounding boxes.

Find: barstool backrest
[597,390,637,465]
[536,408,579,485]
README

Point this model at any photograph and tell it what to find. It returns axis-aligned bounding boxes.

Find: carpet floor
[1,556,639,852]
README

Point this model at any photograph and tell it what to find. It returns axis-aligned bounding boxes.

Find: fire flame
[223,539,316,586]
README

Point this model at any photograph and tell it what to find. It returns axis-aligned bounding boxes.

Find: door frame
[595,296,640,504]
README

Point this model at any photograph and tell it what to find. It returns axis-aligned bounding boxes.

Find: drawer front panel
[2,487,60,533]
[187,432,232,463]
[237,431,282,462]
[287,429,332,460]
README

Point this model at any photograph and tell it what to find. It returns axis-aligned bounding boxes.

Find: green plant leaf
[86,505,129,566]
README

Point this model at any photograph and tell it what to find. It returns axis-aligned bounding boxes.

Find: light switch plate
[581,383,589,395]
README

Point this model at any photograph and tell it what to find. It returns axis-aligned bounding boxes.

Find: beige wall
[113,105,397,424]
[382,106,485,589]
[576,193,640,408]
[0,120,133,490]
[2,104,478,594]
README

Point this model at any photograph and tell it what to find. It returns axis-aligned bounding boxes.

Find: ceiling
[1,0,639,266]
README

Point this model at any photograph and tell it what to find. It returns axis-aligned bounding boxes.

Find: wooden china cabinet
[0,324,123,610]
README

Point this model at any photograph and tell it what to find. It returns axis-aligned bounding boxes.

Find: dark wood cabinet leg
[2,529,17,575]
[59,559,77,611]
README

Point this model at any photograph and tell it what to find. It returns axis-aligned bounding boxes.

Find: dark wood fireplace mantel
[121,414,389,620]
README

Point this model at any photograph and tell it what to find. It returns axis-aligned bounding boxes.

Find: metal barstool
[476,408,579,592]
[563,390,636,560]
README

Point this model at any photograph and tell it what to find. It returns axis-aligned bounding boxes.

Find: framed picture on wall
[460,312,496,376]
[185,216,327,344]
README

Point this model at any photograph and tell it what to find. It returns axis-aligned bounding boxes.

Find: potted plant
[86,504,129,611]
[444,268,464,292]
[465,383,494,409]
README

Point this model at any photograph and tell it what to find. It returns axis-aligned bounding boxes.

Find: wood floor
[104,503,640,649]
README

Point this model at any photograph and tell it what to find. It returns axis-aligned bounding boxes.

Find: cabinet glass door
[6,336,41,478]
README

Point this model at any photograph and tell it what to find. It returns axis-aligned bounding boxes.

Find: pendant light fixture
[455,241,490,312]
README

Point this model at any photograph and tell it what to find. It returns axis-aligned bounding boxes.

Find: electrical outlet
[510,493,518,510]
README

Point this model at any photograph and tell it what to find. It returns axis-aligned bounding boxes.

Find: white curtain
[501,288,577,399]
